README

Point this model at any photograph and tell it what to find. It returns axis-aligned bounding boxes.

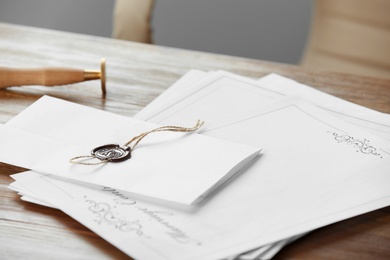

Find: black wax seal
[91,144,131,162]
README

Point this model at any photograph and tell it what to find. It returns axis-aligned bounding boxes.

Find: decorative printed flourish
[329,132,382,158]
[85,198,145,236]
[88,188,202,245]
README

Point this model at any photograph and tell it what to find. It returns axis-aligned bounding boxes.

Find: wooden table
[0,23,389,259]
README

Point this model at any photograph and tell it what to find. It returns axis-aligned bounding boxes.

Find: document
[7,71,390,259]
[258,73,390,140]
[0,96,260,206]
[9,98,390,260]
[136,70,282,123]
[135,70,209,120]
[136,71,390,141]
[133,70,390,258]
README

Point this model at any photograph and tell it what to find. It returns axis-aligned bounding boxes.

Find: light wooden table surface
[0,23,389,260]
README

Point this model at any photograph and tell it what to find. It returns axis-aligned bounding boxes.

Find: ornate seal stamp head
[91,144,131,162]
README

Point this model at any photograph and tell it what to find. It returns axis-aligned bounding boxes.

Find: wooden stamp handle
[0,67,100,89]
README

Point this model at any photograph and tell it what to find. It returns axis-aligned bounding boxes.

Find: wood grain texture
[0,22,389,260]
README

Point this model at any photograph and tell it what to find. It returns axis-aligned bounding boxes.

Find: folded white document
[0,96,260,206]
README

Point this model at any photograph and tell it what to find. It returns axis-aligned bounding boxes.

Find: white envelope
[0,96,260,206]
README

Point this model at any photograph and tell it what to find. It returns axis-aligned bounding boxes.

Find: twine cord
[69,155,108,165]
[70,120,204,165]
[124,120,204,150]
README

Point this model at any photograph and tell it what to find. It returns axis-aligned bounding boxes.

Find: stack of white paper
[4,70,390,260]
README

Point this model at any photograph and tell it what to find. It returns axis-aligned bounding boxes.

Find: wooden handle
[0,67,92,88]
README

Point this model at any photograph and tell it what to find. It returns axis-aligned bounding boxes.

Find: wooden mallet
[0,58,106,95]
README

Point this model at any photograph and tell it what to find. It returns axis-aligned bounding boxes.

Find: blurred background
[0,0,388,78]
[0,0,312,64]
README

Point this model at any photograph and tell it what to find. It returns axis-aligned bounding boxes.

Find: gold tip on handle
[83,70,101,80]
[83,58,106,96]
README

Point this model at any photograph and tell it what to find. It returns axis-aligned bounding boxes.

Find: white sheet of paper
[11,147,390,260]
[8,181,55,208]
[134,70,390,258]
[0,96,260,206]
[10,175,285,260]
[136,71,390,141]
[135,70,209,120]
[135,70,283,124]
[139,94,390,259]
[259,73,390,140]
[11,183,292,260]
[6,70,390,259]
[11,177,286,260]
[9,99,390,260]
[130,71,293,260]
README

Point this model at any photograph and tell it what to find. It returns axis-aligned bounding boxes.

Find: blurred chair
[112,0,155,43]
[301,0,390,79]
[111,0,390,79]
